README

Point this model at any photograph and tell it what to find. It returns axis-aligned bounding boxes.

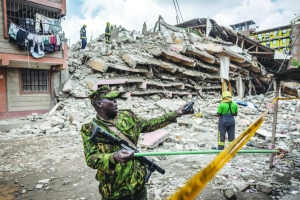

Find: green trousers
[101,185,147,200]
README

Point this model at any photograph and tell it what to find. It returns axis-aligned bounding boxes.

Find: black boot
[218,145,224,150]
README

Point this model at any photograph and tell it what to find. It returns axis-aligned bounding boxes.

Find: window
[273,31,277,36]
[273,40,277,45]
[21,69,48,92]
[258,34,262,39]
[282,38,286,43]
[282,29,287,34]
[266,32,270,38]
[266,41,270,47]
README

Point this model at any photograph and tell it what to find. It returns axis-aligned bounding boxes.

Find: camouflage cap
[88,85,120,104]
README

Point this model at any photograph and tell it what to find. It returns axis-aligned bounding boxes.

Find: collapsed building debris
[64,16,294,101]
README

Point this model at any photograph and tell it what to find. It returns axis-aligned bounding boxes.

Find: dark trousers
[218,123,235,150]
[101,185,147,200]
[81,38,87,49]
[106,35,111,44]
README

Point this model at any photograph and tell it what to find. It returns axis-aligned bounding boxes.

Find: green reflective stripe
[218,142,225,145]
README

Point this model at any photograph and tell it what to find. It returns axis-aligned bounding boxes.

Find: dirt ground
[0,130,299,200]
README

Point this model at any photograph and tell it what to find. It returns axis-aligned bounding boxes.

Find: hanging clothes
[49,35,56,45]
[16,29,28,50]
[56,34,61,51]
[56,34,61,46]
[35,13,44,33]
[8,23,19,40]
[42,36,50,45]
[50,19,61,33]
[44,17,54,33]
[31,34,45,58]
[27,33,34,47]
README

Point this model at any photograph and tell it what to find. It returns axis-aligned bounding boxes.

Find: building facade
[230,21,292,54]
[0,0,68,119]
[249,25,291,54]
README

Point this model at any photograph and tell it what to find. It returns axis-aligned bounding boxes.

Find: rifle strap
[106,125,137,149]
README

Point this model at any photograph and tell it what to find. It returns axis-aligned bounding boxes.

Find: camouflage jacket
[80,109,179,199]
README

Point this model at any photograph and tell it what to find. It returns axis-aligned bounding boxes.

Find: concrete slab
[256,129,287,138]
[156,99,180,111]
[89,58,108,72]
[140,129,169,148]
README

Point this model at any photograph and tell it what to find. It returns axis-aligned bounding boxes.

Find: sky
[62,0,300,45]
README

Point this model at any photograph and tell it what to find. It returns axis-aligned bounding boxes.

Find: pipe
[134,150,279,157]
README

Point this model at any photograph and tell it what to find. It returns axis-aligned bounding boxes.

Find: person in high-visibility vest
[105,22,111,44]
[217,91,238,150]
[80,24,87,49]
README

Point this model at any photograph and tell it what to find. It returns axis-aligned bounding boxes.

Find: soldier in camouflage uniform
[81,86,193,200]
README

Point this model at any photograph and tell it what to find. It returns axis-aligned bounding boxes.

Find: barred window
[6,0,62,34]
[21,69,48,92]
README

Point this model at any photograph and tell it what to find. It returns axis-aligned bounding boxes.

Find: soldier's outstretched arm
[137,103,192,133]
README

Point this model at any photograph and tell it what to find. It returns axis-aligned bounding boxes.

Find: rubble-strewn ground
[1,16,300,200]
[1,95,300,200]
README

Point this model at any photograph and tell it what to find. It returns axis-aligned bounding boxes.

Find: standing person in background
[80,24,87,49]
[105,22,111,44]
[217,91,238,150]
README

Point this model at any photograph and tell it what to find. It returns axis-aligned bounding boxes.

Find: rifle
[89,122,165,182]
[182,97,197,114]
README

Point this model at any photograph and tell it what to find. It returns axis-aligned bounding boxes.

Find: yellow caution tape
[168,99,278,200]
[277,96,300,101]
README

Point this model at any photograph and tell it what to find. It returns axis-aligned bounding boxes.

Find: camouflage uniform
[81,86,180,199]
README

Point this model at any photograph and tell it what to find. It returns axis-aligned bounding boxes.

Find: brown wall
[6,68,51,112]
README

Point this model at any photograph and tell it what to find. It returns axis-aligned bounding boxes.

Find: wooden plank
[247,44,256,51]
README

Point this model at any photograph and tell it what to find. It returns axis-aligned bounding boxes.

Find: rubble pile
[63,17,265,100]
[2,92,300,199]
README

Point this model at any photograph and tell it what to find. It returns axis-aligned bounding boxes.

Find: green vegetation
[291,59,300,67]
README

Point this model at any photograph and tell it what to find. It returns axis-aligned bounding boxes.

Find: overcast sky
[62,0,300,45]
